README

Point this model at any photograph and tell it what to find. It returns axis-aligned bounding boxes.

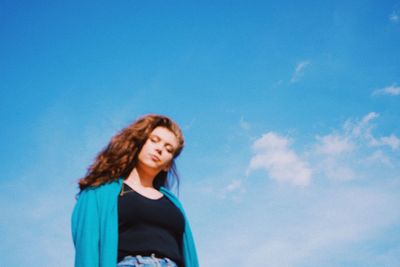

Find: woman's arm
[71,189,100,267]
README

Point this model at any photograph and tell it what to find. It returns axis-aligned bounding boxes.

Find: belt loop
[150,253,161,267]
[165,257,174,267]
[136,255,144,264]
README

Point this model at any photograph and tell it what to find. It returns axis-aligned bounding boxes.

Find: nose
[154,144,163,155]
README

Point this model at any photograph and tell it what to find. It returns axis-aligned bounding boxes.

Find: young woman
[71,114,199,267]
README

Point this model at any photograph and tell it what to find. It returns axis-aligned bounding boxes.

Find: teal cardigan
[71,178,199,267]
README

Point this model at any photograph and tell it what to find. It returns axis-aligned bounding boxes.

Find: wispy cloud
[200,184,400,267]
[311,112,399,181]
[220,179,246,201]
[290,60,311,83]
[245,187,400,267]
[196,111,399,266]
[344,112,400,150]
[344,112,379,138]
[365,150,392,166]
[239,117,251,130]
[372,84,400,96]
[247,112,399,185]
[248,132,312,186]
[373,134,400,150]
[240,112,400,262]
[312,133,357,181]
[314,134,355,155]
[389,11,399,23]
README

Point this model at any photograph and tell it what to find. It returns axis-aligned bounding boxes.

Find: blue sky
[1,1,400,266]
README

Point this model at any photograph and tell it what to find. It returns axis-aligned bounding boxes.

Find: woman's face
[137,126,179,173]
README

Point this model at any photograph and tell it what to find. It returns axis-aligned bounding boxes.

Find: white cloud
[290,60,311,83]
[198,112,400,267]
[309,112,400,181]
[247,112,398,186]
[365,150,392,166]
[342,112,399,150]
[315,158,356,181]
[360,111,379,125]
[314,134,355,155]
[353,113,399,150]
[371,134,400,150]
[312,132,357,181]
[373,84,400,96]
[378,134,400,150]
[344,112,379,138]
[248,132,312,186]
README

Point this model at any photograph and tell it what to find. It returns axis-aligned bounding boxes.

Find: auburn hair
[78,114,184,191]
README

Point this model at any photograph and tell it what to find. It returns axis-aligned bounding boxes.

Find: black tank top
[117,183,185,266]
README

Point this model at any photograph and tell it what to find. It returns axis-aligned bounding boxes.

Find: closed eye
[165,145,174,153]
[149,134,176,153]
[150,135,160,143]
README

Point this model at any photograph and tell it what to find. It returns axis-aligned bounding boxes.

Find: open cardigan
[71,178,199,267]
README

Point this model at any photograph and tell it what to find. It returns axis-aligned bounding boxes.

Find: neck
[126,166,158,188]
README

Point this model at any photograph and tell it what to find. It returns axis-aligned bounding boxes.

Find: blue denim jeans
[117,254,178,267]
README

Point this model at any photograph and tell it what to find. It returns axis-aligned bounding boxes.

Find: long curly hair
[78,114,184,192]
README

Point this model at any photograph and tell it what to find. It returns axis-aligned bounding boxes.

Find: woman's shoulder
[159,186,176,198]
[160,187,184,208]
[79,178,123,198]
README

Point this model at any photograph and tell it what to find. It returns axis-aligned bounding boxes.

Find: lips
[150,154,161,162]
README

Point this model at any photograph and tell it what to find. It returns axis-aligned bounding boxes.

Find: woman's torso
[117,183,185,265]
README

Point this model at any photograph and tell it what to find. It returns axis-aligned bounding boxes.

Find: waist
[117,254,178,267]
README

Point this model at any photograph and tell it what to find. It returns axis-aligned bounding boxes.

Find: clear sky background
[1,1,400,266]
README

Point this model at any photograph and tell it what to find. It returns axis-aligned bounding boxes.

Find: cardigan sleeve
[71,189,100,267]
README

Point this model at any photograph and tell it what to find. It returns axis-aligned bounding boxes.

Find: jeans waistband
[117,254,177,267]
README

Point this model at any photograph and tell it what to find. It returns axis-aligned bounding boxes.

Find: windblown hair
[78,114,184,192]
